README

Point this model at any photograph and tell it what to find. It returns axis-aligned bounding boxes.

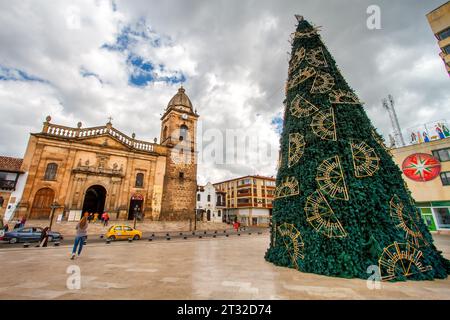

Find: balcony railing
[216,201,226,207]
[0,180,16,190]
[43,123,157,153]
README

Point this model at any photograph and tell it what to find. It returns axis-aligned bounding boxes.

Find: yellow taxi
[105,225,143,241]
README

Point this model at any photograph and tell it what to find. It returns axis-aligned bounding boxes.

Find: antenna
[382,94,405,147]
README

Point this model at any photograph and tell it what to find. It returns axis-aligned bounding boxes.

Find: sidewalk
[18,219,235,237]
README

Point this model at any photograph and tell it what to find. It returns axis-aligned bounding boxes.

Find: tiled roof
[0,156,23,172]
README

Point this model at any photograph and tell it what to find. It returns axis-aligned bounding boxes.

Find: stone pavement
[0,234,449,300]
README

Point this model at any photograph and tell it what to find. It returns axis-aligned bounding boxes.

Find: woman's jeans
[72,236,85,255]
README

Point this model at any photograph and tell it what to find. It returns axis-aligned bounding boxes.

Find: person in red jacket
[102,212,109,227]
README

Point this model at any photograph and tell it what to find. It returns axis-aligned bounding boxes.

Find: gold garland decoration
[350,140,380,178]
[304,190,347,238]
[310,71,334,94]
[316,155,349,201]
[378,242,432,281]
[288,47,306,76]
[329,89,361,105]
[310,107,337,141]
[305,47,328,68]
[275,176,300,199]
[277,222,305,268]
[288,133,306,168]
[390,195,427,247]
[290,94,319,118]
[287,67,316,90]
[291,27,321,40]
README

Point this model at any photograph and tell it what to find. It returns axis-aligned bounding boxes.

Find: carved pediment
[77,135,131,151]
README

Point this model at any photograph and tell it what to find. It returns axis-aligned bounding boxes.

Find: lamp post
[133,205,140,229]
[194,209,197,231]
[48,201,61,231]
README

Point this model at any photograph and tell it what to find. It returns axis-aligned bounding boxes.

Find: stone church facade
[16,87,198,221]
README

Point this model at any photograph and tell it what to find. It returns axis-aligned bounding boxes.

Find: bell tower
[159,86,199,220]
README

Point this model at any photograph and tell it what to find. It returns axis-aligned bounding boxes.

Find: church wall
[18,133,167,221]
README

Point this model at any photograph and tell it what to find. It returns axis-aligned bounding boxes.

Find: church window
[197,194,201,201]
[207,195,211,202]
[135,173,144,188]
[44,163,58,181]
[179,125,188,141]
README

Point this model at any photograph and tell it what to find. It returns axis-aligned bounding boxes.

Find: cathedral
[15,87,198,221]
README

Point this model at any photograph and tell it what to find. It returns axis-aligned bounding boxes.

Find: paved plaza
[0,233,449,299]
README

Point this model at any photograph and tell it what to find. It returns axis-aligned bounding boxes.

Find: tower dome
[167,86,193,111]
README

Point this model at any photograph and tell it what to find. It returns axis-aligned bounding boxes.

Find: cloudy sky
[0,0,448,184]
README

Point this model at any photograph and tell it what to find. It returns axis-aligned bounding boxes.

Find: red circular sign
[402,153,441,182]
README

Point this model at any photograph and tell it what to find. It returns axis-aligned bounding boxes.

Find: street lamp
[49,201,61,230]
[194,209,197,231]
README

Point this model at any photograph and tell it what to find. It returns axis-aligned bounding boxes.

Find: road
[0,226,268,249]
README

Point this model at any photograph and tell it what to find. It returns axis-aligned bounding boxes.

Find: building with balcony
[391,137,450,233]
[426,1,450,76]
[213,175,276,226]
[196,182,226,223]
[0,156,26,220]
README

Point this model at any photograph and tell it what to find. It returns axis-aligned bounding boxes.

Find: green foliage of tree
[265,18,449,280]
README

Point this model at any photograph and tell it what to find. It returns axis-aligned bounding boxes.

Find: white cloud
[0,0,448,185]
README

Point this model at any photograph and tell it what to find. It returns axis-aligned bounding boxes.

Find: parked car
[0,227,63,244]
[105,225,142,241]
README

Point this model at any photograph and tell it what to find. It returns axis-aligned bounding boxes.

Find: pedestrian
[93,212,99,223]
[233,219,240,231]
[103,212,109,227]
[38,226,50,247]
[13,220,21,229]
[20,216,26,228]
[70,216,88,260]
[87,212,93,223]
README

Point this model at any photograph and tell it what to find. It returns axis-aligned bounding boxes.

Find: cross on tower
[107,116,113,124]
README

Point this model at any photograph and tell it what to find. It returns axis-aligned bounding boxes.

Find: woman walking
[38,226,50,247]
[71,216,88,260]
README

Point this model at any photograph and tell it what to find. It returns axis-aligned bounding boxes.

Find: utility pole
[48,202,61,230]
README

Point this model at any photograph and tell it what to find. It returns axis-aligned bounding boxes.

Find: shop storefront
[417,201,450,231]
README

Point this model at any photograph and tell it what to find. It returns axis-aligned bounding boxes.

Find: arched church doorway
[128,193,144,220]
[30,188,55,219]
[82,185,106,215]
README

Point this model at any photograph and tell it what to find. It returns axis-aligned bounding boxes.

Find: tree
[265,17,449,281]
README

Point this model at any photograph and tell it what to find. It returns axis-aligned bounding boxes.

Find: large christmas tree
[265,17,449,281]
